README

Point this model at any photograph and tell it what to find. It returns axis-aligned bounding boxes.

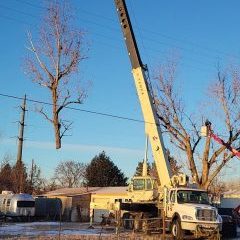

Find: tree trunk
[186,142,199,184]
[54,117,61,149]
[52,87,61,149]
[201,136,211,188]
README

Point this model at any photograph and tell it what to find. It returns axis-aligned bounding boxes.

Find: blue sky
[0,0,240,181]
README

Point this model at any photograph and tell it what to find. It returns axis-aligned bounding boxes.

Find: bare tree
[24,1,88,149]
[225,177,240,191]
[0,153,13,169]
[54,160,86,188]
[42,178,58,192]
[153,59,240,189]
[28,160,45,194]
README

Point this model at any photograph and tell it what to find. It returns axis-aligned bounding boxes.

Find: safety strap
[210,132,240,158]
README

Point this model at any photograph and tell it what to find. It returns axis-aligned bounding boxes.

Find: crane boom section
[115,0,173,186]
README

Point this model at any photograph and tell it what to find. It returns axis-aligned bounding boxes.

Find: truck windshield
[177,190,209,204]
[133,179,145,190]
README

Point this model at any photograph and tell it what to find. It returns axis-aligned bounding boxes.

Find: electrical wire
[9,0,238,61]
[0,12,220,73]
[0,14,34,27]
[0,2,234,73]
[0,92,153,125]
[0,4,37,18]
[13,0,45,10]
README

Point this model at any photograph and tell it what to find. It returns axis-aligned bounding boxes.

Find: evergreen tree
[134,161,151,176]
[168,154,182,175]
[0,163,13,192]
[85,151,128,187]
[150,151,182,185]
[11,161,29,193]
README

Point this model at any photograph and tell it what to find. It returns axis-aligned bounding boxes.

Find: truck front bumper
[181,221,221,236]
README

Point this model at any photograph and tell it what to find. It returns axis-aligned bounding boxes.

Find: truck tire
[171,219,183,240]
[122,213,134,230]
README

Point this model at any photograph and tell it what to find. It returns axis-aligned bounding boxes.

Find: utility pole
[16,95,27,193]
[17,95,26,163]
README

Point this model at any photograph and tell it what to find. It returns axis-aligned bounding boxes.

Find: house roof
[42,186,128,197]
[91,186,128,195]
[223,189,240,197]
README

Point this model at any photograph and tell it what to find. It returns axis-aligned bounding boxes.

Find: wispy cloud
[1,138,144,156]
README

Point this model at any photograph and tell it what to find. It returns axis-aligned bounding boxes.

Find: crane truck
[113,0,222,239]
[90,1,222,239]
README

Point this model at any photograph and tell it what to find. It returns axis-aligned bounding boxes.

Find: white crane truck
[90,1,222,239]
[114,0,222,239]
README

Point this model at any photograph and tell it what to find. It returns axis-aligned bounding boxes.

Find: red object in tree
[209,132,240,158]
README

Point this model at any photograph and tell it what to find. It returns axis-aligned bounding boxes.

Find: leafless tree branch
[154,58,240,189]
[24,1,88,149]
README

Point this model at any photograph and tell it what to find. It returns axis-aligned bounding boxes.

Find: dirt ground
[0,221,239,239]
[0,221,169,240]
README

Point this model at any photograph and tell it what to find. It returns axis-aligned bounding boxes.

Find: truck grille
[196,209,216,221]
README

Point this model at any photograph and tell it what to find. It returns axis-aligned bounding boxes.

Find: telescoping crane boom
[115,0,172,187]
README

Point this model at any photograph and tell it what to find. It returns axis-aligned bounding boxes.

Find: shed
[40,187,99,221]
[40,186,128,222]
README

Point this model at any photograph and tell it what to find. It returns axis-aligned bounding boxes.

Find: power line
[141,27,234,60]
[1,1,238,84]
[0,92,151,125]
[0,4,38,19]
[0,14,34,27]
[1,2,235,73]
[14,0,45,10]
[9,0,239,61]
[0,11,215,73]
[0,17,219,75]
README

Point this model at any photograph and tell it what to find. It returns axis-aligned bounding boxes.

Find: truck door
[167,190,176,218]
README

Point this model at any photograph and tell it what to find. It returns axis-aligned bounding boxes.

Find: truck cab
[128,176,158,203]
[167,188,222,238]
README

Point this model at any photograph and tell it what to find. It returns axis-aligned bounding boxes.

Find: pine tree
[11,161,29,193]
[85,151,128,187]
[134,161,151,176]
[0,163,13,192]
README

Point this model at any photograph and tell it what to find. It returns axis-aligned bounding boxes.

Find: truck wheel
[122,213,134,230]
[171,219,183,239]
[128,214,134,230]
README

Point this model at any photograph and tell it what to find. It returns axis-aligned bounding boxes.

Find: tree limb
[27,31,54,82]
[36,106,53,123]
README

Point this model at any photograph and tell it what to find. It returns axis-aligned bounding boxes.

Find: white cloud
[1,138,143,156]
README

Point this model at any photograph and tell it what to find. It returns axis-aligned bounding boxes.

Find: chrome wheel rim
[172,223,177,236]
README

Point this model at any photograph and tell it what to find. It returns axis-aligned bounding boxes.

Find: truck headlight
[182,215,193,220]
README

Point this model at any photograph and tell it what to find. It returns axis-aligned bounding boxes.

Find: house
[37,186,128,222]
[218,189,240,216]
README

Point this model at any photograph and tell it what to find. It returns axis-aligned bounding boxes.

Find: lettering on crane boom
[136,74,144,95]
